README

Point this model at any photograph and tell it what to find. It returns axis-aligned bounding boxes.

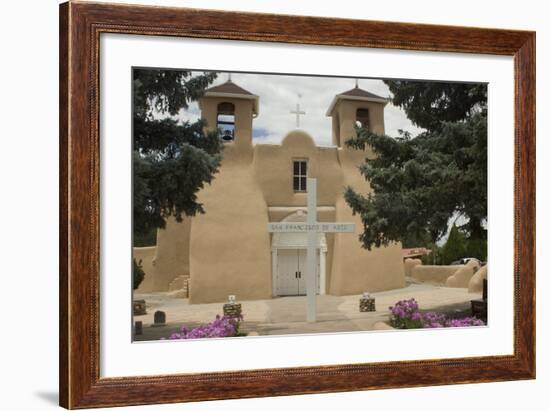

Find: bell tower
[198,78,259,152]
[326,83,389,148]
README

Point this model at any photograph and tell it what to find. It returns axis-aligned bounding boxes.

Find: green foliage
[464,237,487,261]
[439,224,467,265]
[418,235,487,266]
[133,258,145,290]
[133,68,221,239]
[384,80,487,132]
[133,226,157,247]
[421,244,441,265]
[401,231,433,249]
[345,80,487,250]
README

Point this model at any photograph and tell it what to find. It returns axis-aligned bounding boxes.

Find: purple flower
[444,317,485,327]
[165,314,244,340]
[388,298,485,329]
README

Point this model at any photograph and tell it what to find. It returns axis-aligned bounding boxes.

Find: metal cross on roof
[290,93,306,128]
[290,103,306,128]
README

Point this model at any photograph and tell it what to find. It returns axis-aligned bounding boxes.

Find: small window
[356,108,370,129]
[217,102,235,142]
[293,160,307,192]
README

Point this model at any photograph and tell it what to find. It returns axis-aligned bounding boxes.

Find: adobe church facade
[135,80,405,303]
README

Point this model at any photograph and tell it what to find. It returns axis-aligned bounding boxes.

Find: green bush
[440,224,467,265]
[437,224,487,265]
[464,237,487,261]
[133,258,145,290]
[133,226,157,247]
[421,244,441,265]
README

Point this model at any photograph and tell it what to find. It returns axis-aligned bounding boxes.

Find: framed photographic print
[59,1,535,409]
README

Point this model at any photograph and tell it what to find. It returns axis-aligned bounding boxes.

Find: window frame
[292,159,308,193]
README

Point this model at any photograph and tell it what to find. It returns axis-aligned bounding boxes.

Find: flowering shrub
[165,314,244,340]
[389,298,484,329]
[389,298,424,329]
[440,317,485,328]
[420,311,448,328]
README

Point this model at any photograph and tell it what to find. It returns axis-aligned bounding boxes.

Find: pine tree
[345,80,487,250]
[133,69,222,245]
[440,225,467,265]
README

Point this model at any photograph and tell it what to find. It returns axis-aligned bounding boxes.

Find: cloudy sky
[175,71,425,145]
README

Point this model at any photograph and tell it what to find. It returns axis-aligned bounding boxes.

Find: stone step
[168,275,190,298]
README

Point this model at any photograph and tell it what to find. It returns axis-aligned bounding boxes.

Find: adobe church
[134,79,405,303]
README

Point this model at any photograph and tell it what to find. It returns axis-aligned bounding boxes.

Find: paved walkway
[133,282,481,341]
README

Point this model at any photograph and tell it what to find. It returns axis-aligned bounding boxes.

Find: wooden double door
[276,249,320,296]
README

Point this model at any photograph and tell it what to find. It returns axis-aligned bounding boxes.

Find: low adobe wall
[468,264,488,293]
[133,246,157,293]
[404,258,422,276]
[410,264,462,284]
[446,259,480,288]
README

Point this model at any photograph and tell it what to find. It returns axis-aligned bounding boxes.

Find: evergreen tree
[439,224,467,265]
[464,237,488,261]
[133,69,222,245]
[345,80,487,250]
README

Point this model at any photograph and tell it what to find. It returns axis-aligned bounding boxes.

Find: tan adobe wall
[330,146,405,294]
[334,99,385,147]
[152,216,191,291]
[200,96,255,151]
[411,264,462,284]
[446,259,480,288]
[188,153,272,303]
[404,258,422,276]
[468,264,488,293]
[253,131,343,207]
[133,246,157,293]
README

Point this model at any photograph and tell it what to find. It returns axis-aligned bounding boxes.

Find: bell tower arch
[326,84,389,148]
[198,78,259,153]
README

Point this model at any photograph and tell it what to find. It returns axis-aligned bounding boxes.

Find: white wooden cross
[290,103,306,128]
[267,178,355,322]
